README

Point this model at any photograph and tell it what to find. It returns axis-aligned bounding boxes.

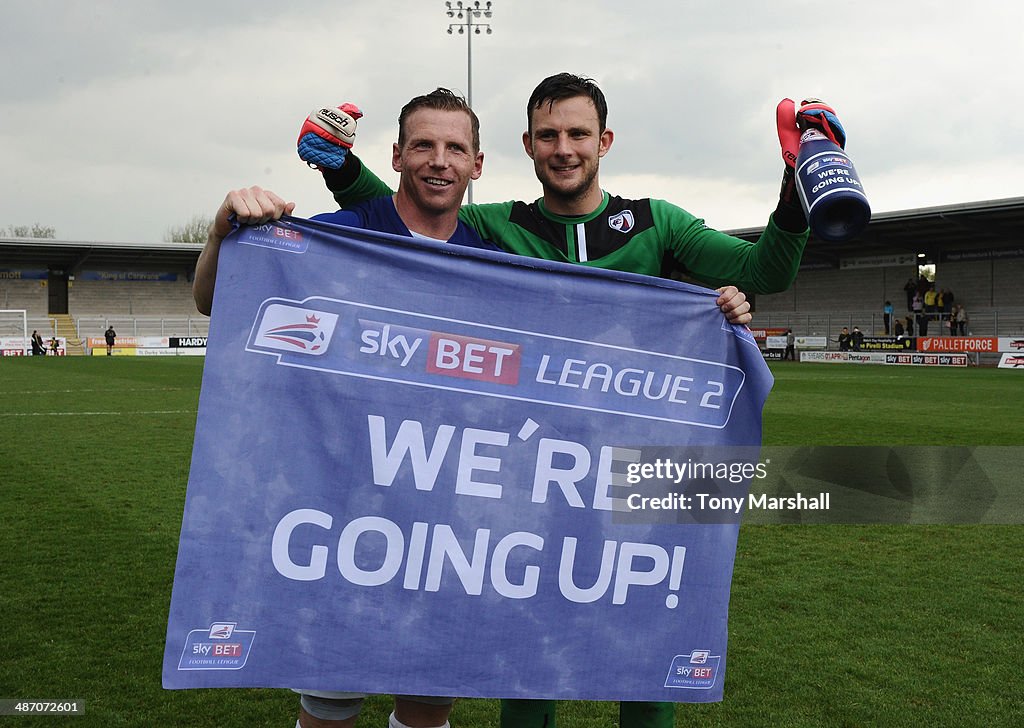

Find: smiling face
[392,108,483,218]
[523,95,613,215]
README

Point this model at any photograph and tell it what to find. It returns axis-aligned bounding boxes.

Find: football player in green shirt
[296,73,845,728]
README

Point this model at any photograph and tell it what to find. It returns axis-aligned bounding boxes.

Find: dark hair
[527,73,608,134]
[398,88,480,152]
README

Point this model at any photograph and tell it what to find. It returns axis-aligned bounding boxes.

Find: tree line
[3,216,214,244]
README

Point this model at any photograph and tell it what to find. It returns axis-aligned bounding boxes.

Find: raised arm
[193,186,294,316]
[296,102,394,208]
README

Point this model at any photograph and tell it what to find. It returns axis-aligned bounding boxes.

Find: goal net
[0,309,29,355]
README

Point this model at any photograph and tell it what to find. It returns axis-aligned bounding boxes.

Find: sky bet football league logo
[664,650,721,690]
[252,303,339,355]
[177,622,256,670]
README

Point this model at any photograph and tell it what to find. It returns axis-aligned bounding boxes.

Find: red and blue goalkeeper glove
[796,98,846,148]
[297,103,363,170]
[777,97,846,168]
[775,98,846,213]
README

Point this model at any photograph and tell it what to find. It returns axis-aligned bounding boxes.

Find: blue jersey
[312,196,499,252]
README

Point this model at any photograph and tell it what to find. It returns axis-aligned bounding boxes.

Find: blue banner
[77,270,179,281]
[0,269,48,280]
[162,215,773,702]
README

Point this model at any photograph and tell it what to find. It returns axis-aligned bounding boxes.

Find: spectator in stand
[912,291,927,336]
[924,284,938,323]
[838,326,852,351]
[904,315,914,337]
[784,328,796,361]
[30,330,45,356]
[893,318,905,338]
[948,304,960,336]
[903,277,916,311]
[851,326,864,351]
[956,304,969,336]
[883,300,893,335]
[942,288,955,323]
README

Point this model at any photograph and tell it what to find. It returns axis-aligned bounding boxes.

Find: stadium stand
[0,278,48,314]
[753,257,1024,315]
[1,238,203,354]
[69,279,199,316]
[3,197,1024,356]
[741,307,1024,339]
[0,278,57,337]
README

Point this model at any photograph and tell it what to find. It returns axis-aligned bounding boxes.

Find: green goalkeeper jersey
[327,159,808,294]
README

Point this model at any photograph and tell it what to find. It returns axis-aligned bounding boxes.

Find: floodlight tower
[445,1,493,203]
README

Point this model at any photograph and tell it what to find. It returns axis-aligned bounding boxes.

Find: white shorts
[295,690,454,721]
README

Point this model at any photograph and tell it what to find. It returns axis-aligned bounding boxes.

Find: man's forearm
[192,229,222,316]
[321,155,394,208]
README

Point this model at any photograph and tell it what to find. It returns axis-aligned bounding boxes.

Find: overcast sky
[3,0,1022,244]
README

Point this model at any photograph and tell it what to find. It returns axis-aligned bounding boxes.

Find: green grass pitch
[1,358,1021,727]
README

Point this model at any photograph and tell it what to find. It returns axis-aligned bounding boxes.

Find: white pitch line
[0,409,196,417]
[0,387,196,396]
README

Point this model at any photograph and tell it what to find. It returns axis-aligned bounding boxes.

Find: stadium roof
[0,238,203,270]
[726,196,1024,268]
[3,197,1024,272]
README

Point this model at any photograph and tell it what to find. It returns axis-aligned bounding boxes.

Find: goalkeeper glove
[775,97,846,215]
[297,103,363,170]
[777,97,846,168]
[796,98,846,148]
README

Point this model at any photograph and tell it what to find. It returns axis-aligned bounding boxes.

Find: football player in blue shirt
[194,88,496,318]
